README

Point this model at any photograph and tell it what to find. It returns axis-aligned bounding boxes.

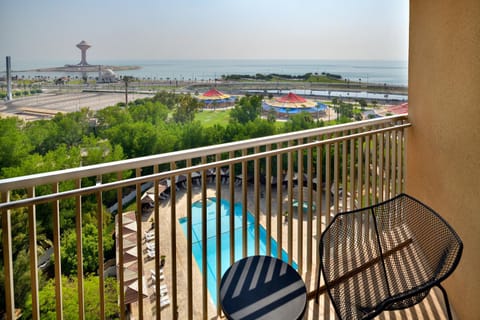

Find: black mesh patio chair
[317,193,463,320]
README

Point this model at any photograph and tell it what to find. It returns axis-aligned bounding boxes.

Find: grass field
[194,109,231,127]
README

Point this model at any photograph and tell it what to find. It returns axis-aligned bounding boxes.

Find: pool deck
[132,181,303,319]
[132,181,453,319]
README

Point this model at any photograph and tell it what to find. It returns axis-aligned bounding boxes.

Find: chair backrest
[319,193,463,320]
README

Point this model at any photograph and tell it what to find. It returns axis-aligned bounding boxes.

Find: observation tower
[76,40,91,66]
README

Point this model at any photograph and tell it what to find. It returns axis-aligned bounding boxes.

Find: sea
[2,59,408,87]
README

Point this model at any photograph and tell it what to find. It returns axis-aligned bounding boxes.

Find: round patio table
[220,255,307,320]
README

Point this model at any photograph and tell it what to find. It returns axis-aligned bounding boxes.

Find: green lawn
[195,109,231,127]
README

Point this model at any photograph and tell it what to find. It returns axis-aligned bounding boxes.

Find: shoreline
[26,65,141,73]
[1,59,408,86]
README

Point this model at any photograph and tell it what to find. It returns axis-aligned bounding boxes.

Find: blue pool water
[178,198,296,305]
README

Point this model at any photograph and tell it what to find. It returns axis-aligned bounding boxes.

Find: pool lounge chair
[151,272,164,283]
[152,284,167,293]
[144,231,154,241]
[150,269,164,277]
[146,242,155,251]
[234,176,242,186]
[147,249,155,259]
[160,295,170,308]
[160,284,168,294]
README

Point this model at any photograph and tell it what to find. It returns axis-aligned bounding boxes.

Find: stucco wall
[408,0,480,318]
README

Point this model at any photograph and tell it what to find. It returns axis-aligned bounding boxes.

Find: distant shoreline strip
[23,65,141,73]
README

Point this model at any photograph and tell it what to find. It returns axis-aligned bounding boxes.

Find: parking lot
[1,90,154,120]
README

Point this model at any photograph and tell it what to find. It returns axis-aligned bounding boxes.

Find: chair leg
[315,266,322,304]
[437,284,453,320]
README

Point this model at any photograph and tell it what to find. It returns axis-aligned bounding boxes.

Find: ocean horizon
[3,59,408,87]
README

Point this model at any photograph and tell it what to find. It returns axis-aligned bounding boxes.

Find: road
[0,90,154,120]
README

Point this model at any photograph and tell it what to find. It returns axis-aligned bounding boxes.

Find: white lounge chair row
[152,284,170,308]
[144,231,154,241]
[160,295,170,308]
[147,249,155,259]
[150,268,163,277]
[152,284,168,295]
[146,241,155,251]
[150,269,164,282]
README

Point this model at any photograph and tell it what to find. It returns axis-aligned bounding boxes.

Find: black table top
[220,255,307,320]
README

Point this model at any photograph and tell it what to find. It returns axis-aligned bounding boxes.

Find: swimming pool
[178,197,296,305]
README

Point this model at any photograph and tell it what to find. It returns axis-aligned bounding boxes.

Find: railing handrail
[0,114,408,192]
[0,113,410,320]
[0,120,410,211]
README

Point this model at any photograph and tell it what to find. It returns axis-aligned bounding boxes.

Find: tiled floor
[131,182,456,319]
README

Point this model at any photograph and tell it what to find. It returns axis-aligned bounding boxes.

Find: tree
[283,112,316,132]
[61,223,114,276]
[0,199,50,315]
[204,124,227,145]
[172,94,200,123]
[23,275,119,319]
[128,100,169,125]
[224,121,248,141]
[102,122,160,158]
[244,119,277,138]
[358,99,367,110]
[266,108,277,122]
[1,144,82,179]
[122,76,135,106]
[49,109,92,147]
[0,118,33,169]
[152,91,178,109]
[229,95,262,124]
[95,105,133,132]
[179,121,206,149]
[337,102,354,120]
[24,119,58,155]
[80,136,125,167]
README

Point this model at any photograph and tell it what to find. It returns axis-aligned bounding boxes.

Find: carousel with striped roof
[262,92,328,119]
[196,88,236,109]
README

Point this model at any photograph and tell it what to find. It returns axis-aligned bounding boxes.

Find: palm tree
[122,76,134,106]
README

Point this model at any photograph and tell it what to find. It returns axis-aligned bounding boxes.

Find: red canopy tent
[276,92,309,104]
[265,92,317,108]
[198,88,231,100]
[197,88,235,109]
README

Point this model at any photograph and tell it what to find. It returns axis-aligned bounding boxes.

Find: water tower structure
[76,40,91,66]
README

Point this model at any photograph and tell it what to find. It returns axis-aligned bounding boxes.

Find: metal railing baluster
[28,187,40,320]
[0,116,410,320]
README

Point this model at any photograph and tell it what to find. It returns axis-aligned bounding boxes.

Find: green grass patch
[124,201,138,212]
[305,75,345,84]
[195,109,231,127]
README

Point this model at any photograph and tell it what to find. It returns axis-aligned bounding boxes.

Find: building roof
[276,92,308,103]
[388,102,409,114]
[265,92,317,108]
[197,88,231,100]
[76,40,91,47]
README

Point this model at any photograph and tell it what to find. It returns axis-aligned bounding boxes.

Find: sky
[0,0,409,62]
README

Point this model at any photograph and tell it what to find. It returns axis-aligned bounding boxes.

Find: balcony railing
[1,115,410,319]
